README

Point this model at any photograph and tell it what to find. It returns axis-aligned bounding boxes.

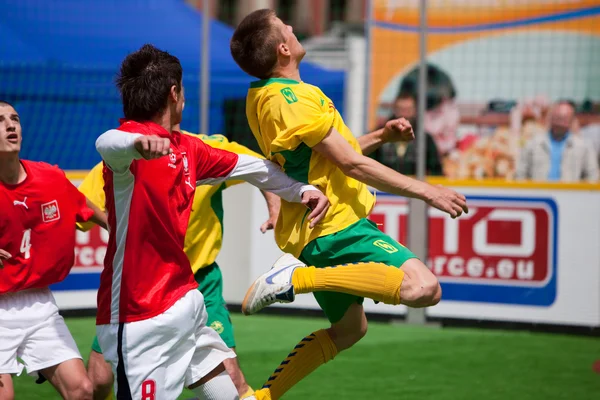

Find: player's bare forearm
[86,198,108,230]
[313,128,468,218]
[357,128,386,156]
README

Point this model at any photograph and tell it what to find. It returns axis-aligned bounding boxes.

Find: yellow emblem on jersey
[373,239,398,254]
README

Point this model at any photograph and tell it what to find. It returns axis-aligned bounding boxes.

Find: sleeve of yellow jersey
[76,162,106,232]
[266,87,336,153]
[181,130,265,188]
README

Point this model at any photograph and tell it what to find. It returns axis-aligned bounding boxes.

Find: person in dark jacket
[374,92,444,176]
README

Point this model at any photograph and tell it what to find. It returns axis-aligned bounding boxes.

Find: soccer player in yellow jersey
[230,9,469,400]
[79,127,279,400]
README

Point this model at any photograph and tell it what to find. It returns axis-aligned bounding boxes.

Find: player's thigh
[19,312,83,378]
[0,374,14,400]
[98,290,199,399]
[41,358,92,399]
[302,218,418,323]
[186,293,236,388]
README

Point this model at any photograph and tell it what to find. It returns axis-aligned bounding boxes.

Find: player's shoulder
[23,160,65,178]
[117,120,155,135]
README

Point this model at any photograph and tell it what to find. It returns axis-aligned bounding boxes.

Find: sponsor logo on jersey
[369,195,558,306]
[13,197,28,210]
[280,87,298,104]
[41,200,60,223]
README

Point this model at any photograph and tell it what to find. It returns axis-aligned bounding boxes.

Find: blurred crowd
[374,65,600,183]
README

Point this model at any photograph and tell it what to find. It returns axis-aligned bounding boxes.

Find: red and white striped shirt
[95,120,316,324]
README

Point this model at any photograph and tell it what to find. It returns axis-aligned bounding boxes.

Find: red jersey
[0,160,94,294]
[96,121,239,324]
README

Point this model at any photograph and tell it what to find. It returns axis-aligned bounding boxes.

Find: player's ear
[278,43,291,57]
[169,85,178,103]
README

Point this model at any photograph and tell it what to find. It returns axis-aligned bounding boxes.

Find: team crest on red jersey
[41,200,60,223]
[168,153,177,169]
[182,152,190,176]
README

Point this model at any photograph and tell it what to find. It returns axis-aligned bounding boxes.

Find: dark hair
[230,9,284,79]
[116,44,183,121]
[396,91,417,103]
[398,63,456,110]
[0,100,16,109]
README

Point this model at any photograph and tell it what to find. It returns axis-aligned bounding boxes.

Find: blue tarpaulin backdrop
[0,0,345,169]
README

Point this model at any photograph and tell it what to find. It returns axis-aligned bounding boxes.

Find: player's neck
[151,111,174,135]
[271,67,301,82]
[0,154,26,185]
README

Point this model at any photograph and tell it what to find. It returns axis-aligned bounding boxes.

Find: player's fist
[134,136,172,160]
[424,184,469,219]
[301,190,330,228]
[383,117,415,143]
[0,249,11,268]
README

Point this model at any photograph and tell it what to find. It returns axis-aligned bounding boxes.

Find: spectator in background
[374,92,443,176]
[516,101,599,182]
[398,63,460,156]
[580,123,600,168]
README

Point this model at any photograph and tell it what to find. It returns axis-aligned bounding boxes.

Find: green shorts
[299,218,418,324]
[91,262,235,354]
[194,262,236,348]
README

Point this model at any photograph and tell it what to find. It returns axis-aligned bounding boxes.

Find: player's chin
[0,142,21,153]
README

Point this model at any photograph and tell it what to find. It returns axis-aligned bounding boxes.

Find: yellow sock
[253,329,337,400]
[240,387,255,399]
[291,262,405,305]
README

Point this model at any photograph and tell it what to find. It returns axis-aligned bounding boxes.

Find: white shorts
[0,288,82,377]
[97,289,235,399]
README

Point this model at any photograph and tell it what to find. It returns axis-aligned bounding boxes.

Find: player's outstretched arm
[313,128,468,218]
[358,117,415,156]
[226,155,329,228]
[95,130,171,172]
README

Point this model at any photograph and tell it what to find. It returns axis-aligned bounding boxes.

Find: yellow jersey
[77,131,264,273]
[246,78,375,257]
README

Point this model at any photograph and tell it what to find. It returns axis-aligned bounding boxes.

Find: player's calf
[327,303,368,352]
[189,363,239,400]
[399,259,442,308]
[42,358,93,400]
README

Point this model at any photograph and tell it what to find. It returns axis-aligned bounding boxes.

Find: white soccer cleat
[241,253,306,315]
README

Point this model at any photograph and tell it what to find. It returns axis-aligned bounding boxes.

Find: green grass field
[12,314,600,399]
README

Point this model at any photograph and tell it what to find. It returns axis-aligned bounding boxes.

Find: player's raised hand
[383,117,415,143]
[134,135,172,160]
[302,190,330,228]
[0,249,11,268]
[424,184,469,219]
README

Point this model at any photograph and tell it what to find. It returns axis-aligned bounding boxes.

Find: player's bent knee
[66,376,93,400]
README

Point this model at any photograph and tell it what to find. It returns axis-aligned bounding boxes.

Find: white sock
[192,370,239,400]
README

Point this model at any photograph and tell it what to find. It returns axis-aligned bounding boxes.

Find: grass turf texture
[12,314,600,399]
